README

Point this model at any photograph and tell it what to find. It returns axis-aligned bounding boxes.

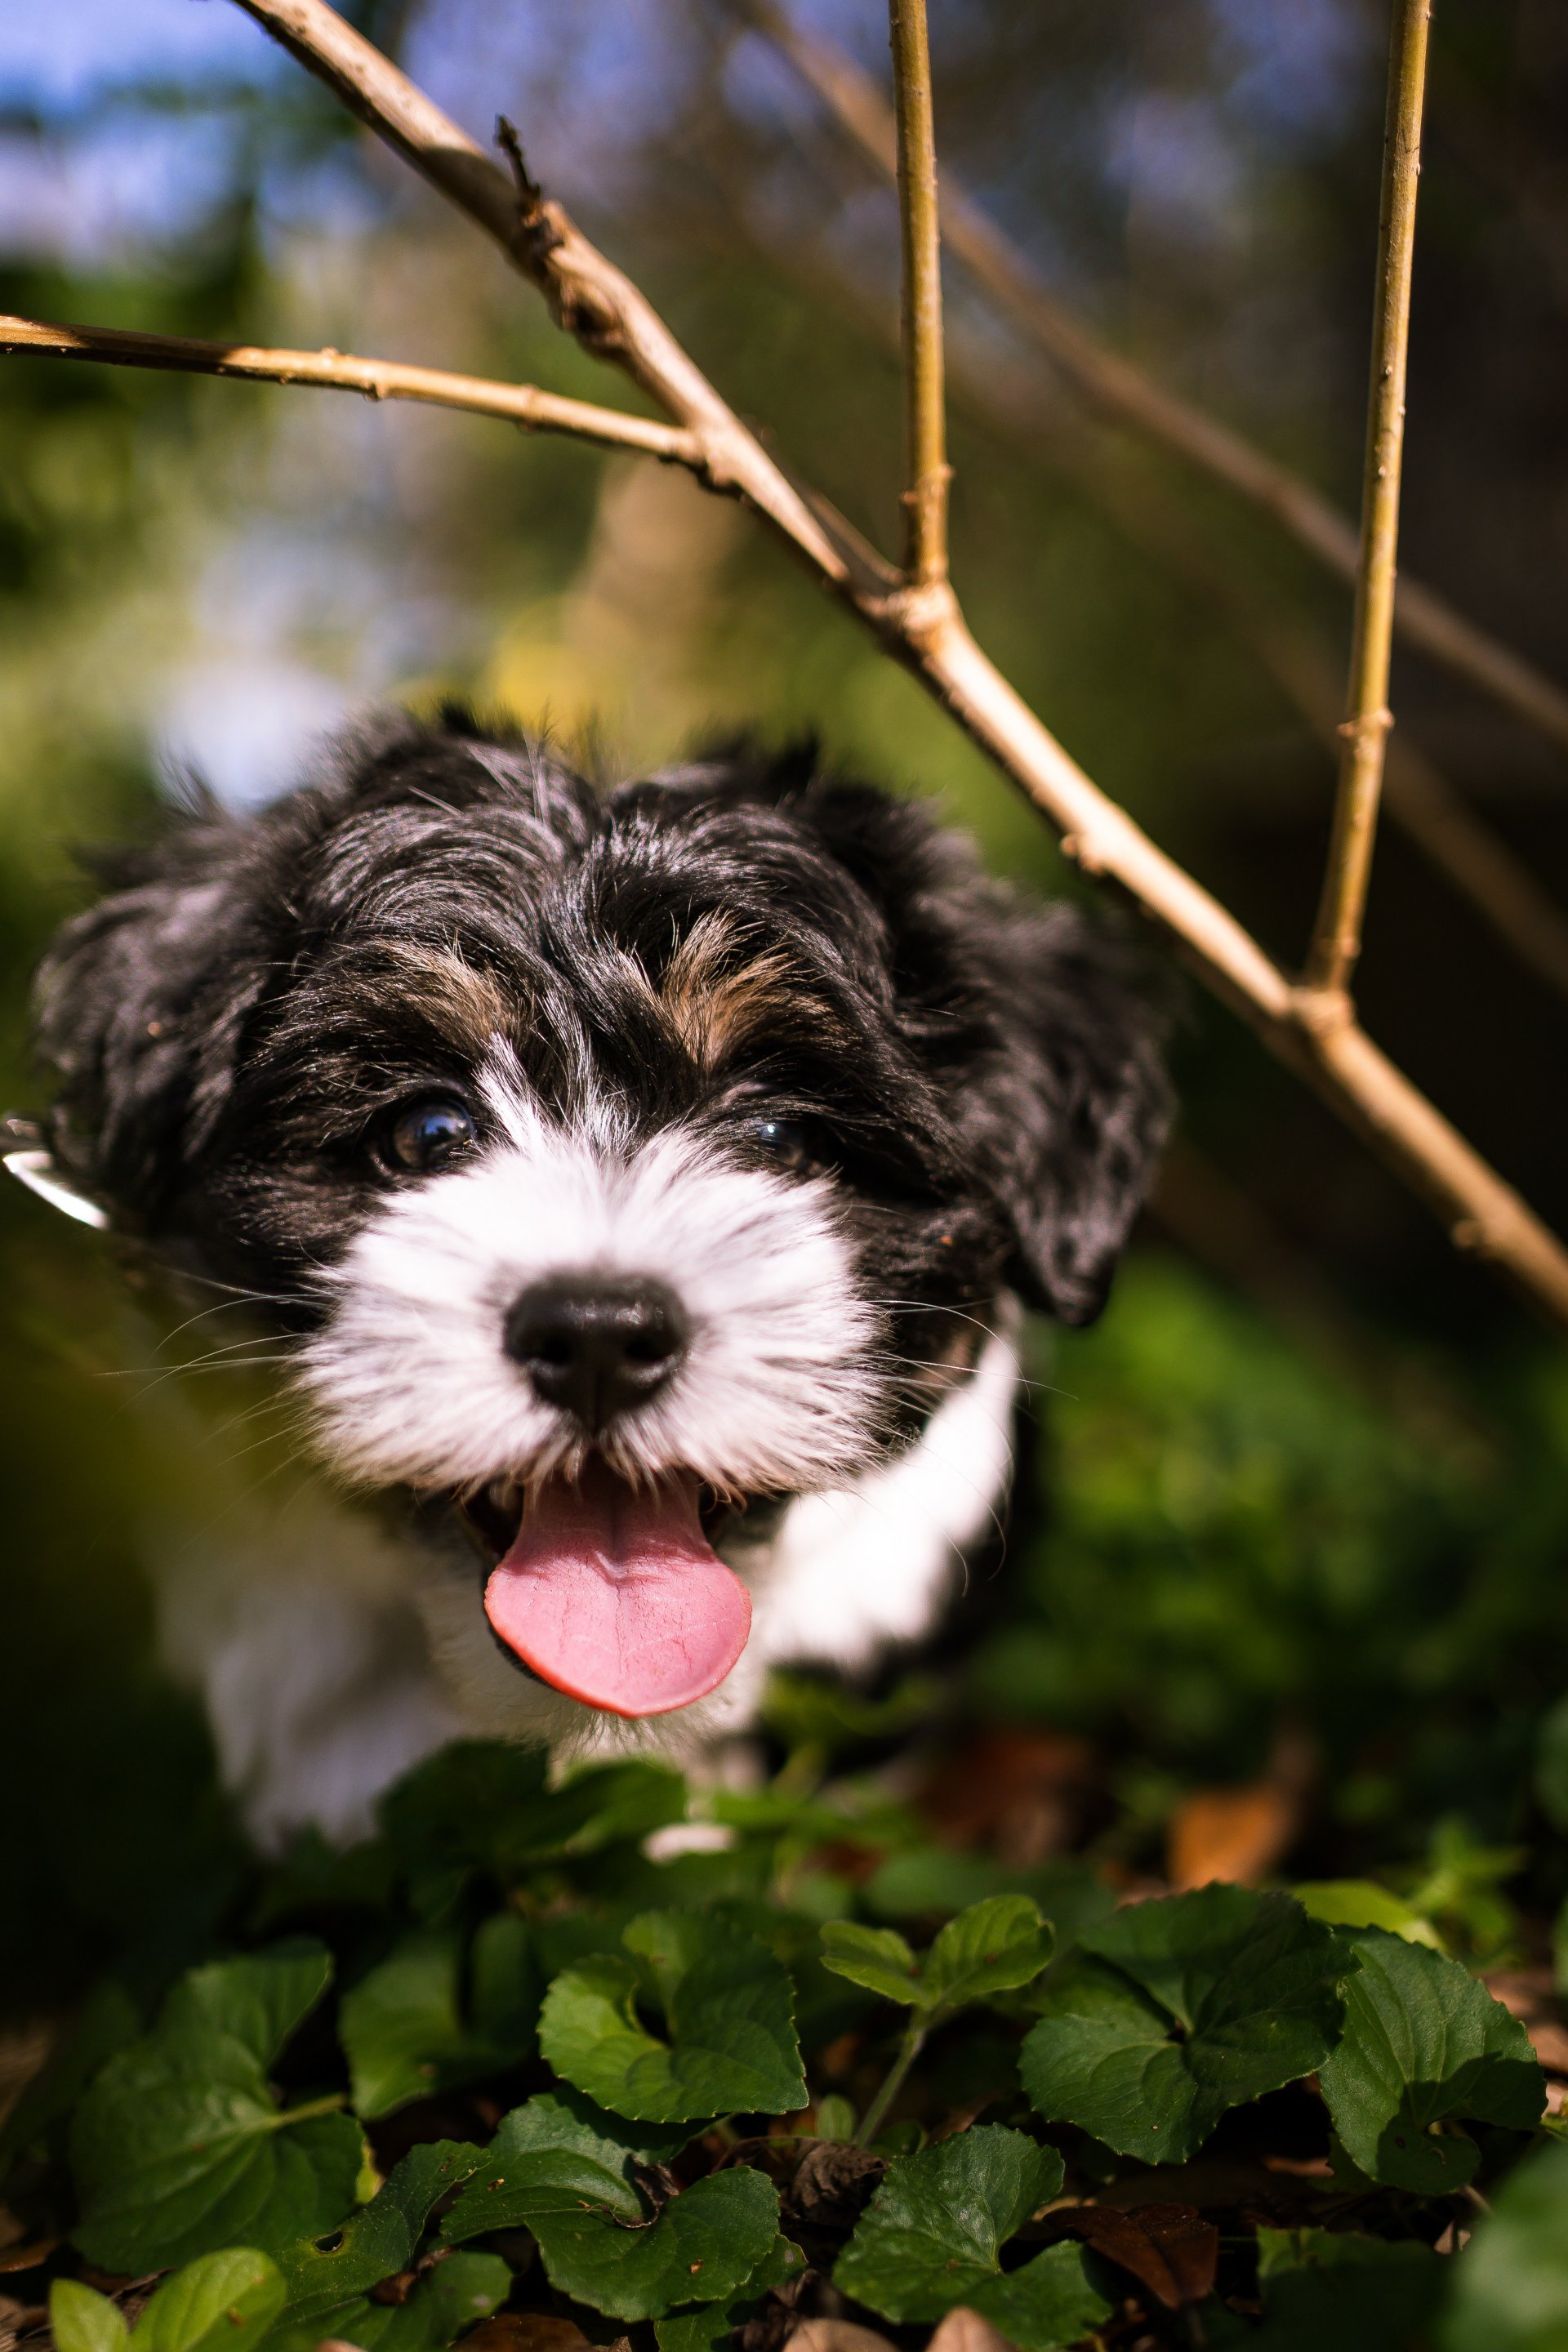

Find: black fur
[34,711,1169,1334]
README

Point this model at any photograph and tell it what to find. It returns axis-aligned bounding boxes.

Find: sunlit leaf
[539,1910,804,2122]
[69,1944,363,2271]
[133,2249,286,2352]
[1020,1888,1354,2164]
[48,2279,127,2352]
[836,2129,1107,2351]
[818,1922,921,2007]
[1318,1929,1544,2191]
[341,1915,538,2120]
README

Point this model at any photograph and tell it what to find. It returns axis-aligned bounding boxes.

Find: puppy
[16,713,1169,1846]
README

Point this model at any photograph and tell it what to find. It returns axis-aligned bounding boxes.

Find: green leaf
[920,1897,1054,2017]
[1250,2229,1441,2352]
[438,2085,775,2319]
[1318,1929,1544,2191]
[440,2090,695,2243]
[818,1922,921,2007]
[1019,1887,1355,2165]
[821,1900,1052,2025]
[969,2243,1114,2352]
[539,1910,805,2122]
[1293,1880,1441,1949]
[834,2124,1065,2324]
[69,1943,363,2271]
[1439,2137,1568,2352]
[276,2140,486,2325]
[134,2250,286,2352]
[49,2279,128,2352]
[813,2096,858,2145]
[341,1918,539,2121]
[368,2252,513,2352]
[655,2235,804,2352]
[534,2166,781,2322]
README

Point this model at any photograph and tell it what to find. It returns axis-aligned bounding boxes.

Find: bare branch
[731,0,1568,765]
[1306,0,1432,998]
[887,0,948,587]
[204,0,1568,1334]
[710,184,1568,1009]
[0,314,704,466]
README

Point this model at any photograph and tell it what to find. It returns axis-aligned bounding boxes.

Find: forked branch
[23,0,1562,1334]
[0,315,704,466]
[730,0,1568,765]
[1305,0,1431,998]
[887,0,948,590]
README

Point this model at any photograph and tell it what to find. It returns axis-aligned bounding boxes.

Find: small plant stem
[853,2020,926,2147]
[887,0,948,587]
[1306,0,1432,997]
[267,2092,350,2129]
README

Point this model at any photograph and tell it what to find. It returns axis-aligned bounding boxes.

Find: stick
[730,0,1568,765]
[160,0,1567,1332]
[887,0,947,587]
[1307,0,1432,997]
[0,315,704,466]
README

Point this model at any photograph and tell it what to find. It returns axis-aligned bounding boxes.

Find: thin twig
[141,0,1568,1334]
[0,314,703,466]
[728,0,1568,764]
[1307,0,1432,998]
[887,0,947,587]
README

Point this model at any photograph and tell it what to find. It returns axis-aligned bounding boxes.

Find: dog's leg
[152,1487,458,1850]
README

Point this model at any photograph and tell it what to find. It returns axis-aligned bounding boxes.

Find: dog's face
[31,718,1168,1733]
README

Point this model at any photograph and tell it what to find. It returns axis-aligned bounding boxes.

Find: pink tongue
[483,1464,751,1717]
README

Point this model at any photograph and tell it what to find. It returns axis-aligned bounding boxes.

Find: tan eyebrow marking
[657,911,824,1067]
[375,942,516,1051]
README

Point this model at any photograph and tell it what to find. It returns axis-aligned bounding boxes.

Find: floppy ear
[31,813,263,1230]
[763,767,1171,1326]
[964,898,1173,1325]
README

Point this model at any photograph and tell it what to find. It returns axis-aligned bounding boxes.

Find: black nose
[503,1276,689,1431]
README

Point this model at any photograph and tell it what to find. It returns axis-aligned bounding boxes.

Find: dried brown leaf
[1061,2203,1219,2310]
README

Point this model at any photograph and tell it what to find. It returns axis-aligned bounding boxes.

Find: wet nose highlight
[503,1276,688,1430]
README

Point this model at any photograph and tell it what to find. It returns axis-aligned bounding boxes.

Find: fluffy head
[33,711,1170,1741]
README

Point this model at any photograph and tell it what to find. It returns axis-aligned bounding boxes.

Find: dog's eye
[745,1116,821,1175]
[385,1097,477,1173]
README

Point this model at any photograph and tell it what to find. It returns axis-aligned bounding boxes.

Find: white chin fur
[298,1069,879,1497]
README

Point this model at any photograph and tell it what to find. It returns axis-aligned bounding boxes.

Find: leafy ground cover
[2,1706,1566,2352]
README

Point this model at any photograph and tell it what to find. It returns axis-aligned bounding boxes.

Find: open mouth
[456,1461,755,1717]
